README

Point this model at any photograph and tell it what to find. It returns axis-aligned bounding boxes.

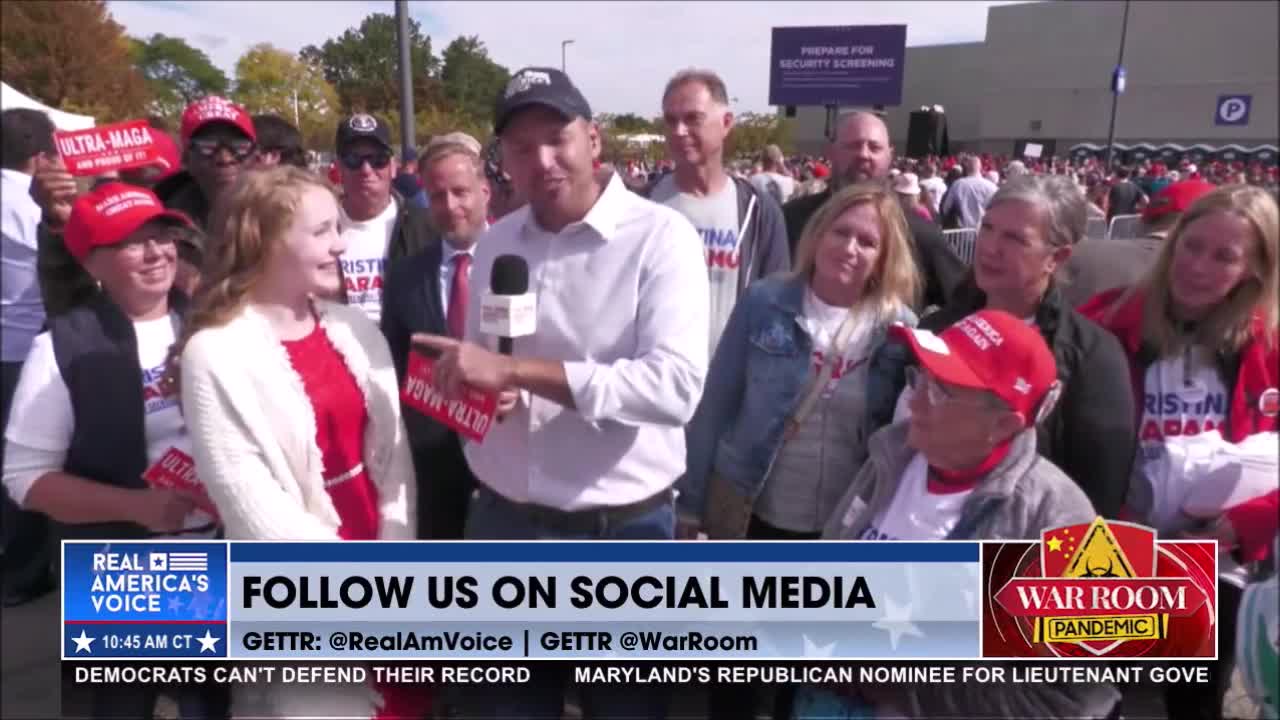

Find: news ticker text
[65,662,1212,687]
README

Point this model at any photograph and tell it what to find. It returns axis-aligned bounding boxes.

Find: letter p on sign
[1216,95,1251,126]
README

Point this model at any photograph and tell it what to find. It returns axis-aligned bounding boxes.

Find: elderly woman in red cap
[798,309,1114,720]
[3,182,226,719]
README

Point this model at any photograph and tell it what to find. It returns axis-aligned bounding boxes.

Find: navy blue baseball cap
[494,67,592,134]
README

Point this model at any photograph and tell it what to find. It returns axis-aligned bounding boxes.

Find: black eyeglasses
[189,138,256,161]
[340,151,392,171]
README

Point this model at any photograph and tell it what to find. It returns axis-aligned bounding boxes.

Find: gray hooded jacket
[824,423,1122,719]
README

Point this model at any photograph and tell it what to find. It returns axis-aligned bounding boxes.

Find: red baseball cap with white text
[64,182,194,261]
[180,96,256,146]
[891,310,1059,424]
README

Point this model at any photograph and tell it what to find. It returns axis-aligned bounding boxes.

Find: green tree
[724,112,794,161]
[233,44,340,149]
[300,13,440,117]
[130,33,229,118]
[610,113,652,134]
[440,35,510,128]
[0,0,150,121]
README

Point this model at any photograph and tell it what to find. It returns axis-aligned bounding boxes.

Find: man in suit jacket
[381,134,490,539]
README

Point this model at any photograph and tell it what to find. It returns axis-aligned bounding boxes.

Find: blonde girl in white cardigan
[173,166,422,719]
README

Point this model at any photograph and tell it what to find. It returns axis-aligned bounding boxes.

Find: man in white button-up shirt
[1,108,57,607]
[415,67,708,718]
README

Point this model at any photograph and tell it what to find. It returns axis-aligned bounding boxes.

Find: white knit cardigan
[180,300,415,718]
[180,298,416,541]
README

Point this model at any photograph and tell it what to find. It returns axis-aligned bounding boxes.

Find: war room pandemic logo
[983,517,1217,659]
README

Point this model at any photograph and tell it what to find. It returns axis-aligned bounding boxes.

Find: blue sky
[107,1,1027,116]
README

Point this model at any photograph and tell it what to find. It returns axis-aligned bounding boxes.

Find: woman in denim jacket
[679,182,921,542]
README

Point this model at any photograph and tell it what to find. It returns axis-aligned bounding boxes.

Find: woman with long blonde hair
[681,180,920,720]
[175,166,421,719]
[1081,184,1279,720]
[680,180,921,534]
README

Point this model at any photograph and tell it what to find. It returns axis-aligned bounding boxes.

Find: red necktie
[447,253,471,339]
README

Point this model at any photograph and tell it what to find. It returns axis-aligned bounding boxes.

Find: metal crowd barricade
[942,228,978,265]
[1107,214,1143,241]
[1085,217,1109,241]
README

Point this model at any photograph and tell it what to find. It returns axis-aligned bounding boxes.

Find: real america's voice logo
[982,518,1217,659]
[63,541,229,659]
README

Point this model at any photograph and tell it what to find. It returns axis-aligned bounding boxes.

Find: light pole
[561,39,575,74]
[395,0,415,159]
[1104,0,1131,170]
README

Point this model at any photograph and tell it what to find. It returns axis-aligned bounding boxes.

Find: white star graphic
[872,595,925,650]
[167,597,184,613]
[197,630,220,653]
[802,633,836,658]
[72,630,95,654]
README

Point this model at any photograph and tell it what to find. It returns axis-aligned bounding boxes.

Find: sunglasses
[189,138,256,161]
[340,151,393,171]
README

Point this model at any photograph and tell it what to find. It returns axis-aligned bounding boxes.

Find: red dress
[283,324,431,719]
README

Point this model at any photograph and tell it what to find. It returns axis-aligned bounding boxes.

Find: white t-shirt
[800,288,876,399]
[339,200,399,324]
[859,454,975,541]
[2,316,212,532]
[750,171,796,203]
[1138,347,1229,450]
[1132,347,1230,532]
[649,175,742,358]
[919,176,948,215]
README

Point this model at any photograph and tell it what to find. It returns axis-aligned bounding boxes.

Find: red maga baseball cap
[64,182,194,261]
[180,96,256,146]
[891,309,1059,423]
[149,131,182,180]
[1142,179,1216,222]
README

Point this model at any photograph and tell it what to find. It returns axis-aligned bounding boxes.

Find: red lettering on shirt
[705,248,740,270]
[1141,420,1161,441]
[812,351,864,380]
[1141,417,1219,442]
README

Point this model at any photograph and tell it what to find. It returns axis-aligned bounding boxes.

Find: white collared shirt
[1,168,46,362]
[463,172,710,510]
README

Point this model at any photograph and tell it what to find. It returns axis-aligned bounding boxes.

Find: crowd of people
[1,61,1277,720]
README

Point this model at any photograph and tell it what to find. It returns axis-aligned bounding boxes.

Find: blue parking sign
[1216,95,1251,126]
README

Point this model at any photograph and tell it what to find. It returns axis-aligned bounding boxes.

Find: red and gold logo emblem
[984,518,1217,658]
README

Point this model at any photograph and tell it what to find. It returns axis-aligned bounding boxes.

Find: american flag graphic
[155,551,208,572]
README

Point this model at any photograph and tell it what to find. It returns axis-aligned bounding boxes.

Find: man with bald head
[783,111,963,309]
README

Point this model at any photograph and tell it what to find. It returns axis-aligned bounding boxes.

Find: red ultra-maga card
[142,447,218,520]
[54,119,164,177]
[401,352,498,443]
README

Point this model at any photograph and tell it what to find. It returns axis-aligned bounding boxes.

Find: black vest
[48,291,187,540]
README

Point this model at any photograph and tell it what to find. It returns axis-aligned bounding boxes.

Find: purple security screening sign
[769,25,907,106]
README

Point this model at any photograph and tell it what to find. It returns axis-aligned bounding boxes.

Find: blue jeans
[457,486,674,719]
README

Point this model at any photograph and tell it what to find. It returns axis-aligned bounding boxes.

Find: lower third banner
[62,540,979,661]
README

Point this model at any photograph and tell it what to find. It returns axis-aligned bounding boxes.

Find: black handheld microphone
[487,254,532,355]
